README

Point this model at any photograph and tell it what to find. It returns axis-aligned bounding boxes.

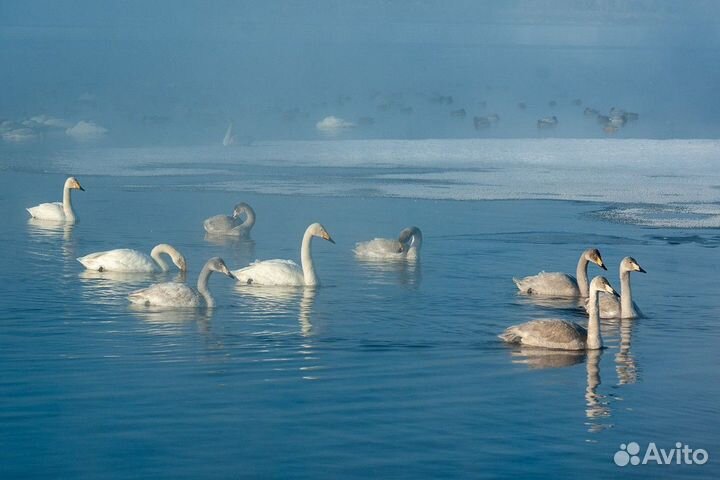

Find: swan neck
[620,270,635,318]
[301,228,318,286]
[239,206,256,229]
[150,245,171,272]
[586,289,603,349]
[197,264,215,307]
[62,183,76,223]
[576,256,589,297]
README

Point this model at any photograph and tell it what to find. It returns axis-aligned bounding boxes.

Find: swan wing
[232,259,304,286]
[203,214,236,234]
[77,249,156,272]
[128,282,200,307]
[513,272,580,297]
[354,237,405,260]
[500,319,587,350]
[27,202,65,221]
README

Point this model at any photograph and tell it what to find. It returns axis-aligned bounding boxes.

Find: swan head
[232,202,253,219]
[621,256,646,274]
[172,252,188,272]
[583,248,606,270]
[398,226,423,251]
[590,276,618,297]
[308,223,335,244]
[65,176,85,191]
[206,257,236,279]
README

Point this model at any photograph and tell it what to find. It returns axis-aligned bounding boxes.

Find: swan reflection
[584,349,612,433]
[504,346,613,433]
[129,303,213,335]
[27,219,76,259]
[356,258,422,288]
[607,317,639,385]
[234,285,317,336]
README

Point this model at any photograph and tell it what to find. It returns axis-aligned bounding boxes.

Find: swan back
[129,282,201,307]
[500,319,588,350]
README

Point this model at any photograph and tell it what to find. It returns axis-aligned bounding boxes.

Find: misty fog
[2,0,719,146]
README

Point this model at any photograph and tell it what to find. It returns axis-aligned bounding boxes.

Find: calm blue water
[1,149,719,478]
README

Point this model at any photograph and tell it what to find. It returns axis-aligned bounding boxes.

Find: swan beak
[226,271,236,280]
[607,286,619,297]
[322,232,335,244]
[78,184,85,191]
[637,266,647,273]
[598,262,607,271]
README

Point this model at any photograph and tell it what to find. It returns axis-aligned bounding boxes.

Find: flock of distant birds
[2,92,640,145]
[27,176,645,354]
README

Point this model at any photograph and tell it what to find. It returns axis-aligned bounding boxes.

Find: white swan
[128,257,235,308]
[26,176,84,223]
[587,256,646,318]
[77,244,187,273]
[513,248,606,297]
[500,276,618,350]
[232,223,334,286]
[203,202,256,236]
[354,226,422,261]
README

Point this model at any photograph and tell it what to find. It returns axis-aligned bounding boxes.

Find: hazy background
[2,0,719,145]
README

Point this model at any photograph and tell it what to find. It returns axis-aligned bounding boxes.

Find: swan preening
[77,244,187,273]
[513,248,606,297]
[128,257,235,308]
[232,223,334,286]
[26,176,84,223]
[587,256,646,318]
[500,276,618,350]
[354,226,422,261]
[204,202,256,237]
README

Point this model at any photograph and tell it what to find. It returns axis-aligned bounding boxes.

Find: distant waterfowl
[77,244,187,273]
[500,276,618,350]
[584,107,599,117]
[203,202,256,237]
[537,116,558,129]
[517,102,527,110]
[354,226,422,261]
[513,248,607,298]
[473,116,491,129]
[586,257,646,318]
[128,257,235,308]
[26,176,84,223]
[232,223,335,286]
[450,108,467,118]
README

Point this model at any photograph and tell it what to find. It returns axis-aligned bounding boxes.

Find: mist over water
[2,1,720,146]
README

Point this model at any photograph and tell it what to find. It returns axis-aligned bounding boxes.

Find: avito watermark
[614,442,709,466]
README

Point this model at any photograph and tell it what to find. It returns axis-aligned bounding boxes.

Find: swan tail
[499,326,522,344]
[512,277,531,293]
[128,289,150,305]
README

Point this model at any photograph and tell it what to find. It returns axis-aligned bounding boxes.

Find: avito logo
[614,442,709,466]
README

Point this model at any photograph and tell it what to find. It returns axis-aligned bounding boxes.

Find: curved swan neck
[586,288,603,349]
[239,206,256,229]
[576,256,590,297]
[620,270,635,318]
[150,245,172,272]
[62,182,76,223]
[300,227,318,286]
[197,264,215,307]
